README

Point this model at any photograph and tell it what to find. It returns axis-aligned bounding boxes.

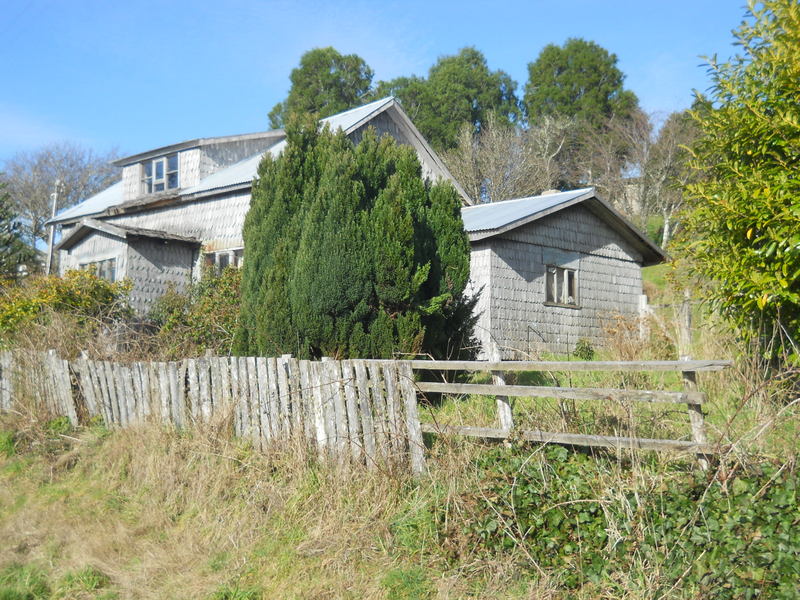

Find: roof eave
[112,130,285,167]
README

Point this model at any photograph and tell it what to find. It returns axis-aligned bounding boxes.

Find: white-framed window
[82,258,117,282]
[545,265,578,307]
[204,248,244,273]
[142,153,179,194]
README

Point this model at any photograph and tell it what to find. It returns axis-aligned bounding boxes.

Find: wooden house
[51,98,665,357]
[462,188,666,358]
[52,97,467,314]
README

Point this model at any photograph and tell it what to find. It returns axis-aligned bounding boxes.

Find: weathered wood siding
[470,204,645,358]
[106,192,250,252]
[59,230,129,278]
[199,137,283,180]
[126,237,197,314]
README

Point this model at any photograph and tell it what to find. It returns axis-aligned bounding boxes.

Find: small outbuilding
[462,188,666,359]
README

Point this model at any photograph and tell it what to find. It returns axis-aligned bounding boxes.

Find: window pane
[155,160,164,179]
[566,270,576,304]
[154,182,165,192]
[546,267,555,302]
[218,253,230,270]
[557,270,565,303]
[143,179,152,193]
[144,162,152,177]
[168,172,178,188]
[167,153,178,171]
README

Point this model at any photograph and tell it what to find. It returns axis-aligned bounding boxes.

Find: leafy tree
[374,47,521,151]
[0,181,36,279]
[680,0,800,359]
[268,47,374,129]
[1,143,119,247]
[236,120,474,359]
[524,38,638,129]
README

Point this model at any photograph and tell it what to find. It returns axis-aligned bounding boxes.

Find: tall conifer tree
[237,122,475,359]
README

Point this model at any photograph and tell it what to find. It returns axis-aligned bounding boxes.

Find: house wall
[126,237,197,315]
[199,137,284,180]
[470,204,645,359]
[60,231,129,278]
[105,192,250,252]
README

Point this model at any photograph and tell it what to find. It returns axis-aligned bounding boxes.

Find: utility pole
[45,179,60,275]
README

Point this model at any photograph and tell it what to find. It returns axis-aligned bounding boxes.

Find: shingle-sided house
[462,188,666,359]
[52,98,468,315]
[51,98,665,358]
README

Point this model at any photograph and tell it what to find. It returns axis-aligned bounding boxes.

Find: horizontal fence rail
[409,359,733,372]
[411,358,726,466]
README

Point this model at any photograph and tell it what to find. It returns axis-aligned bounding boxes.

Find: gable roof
[56,218,200,251]
[461,188,667,266]
[51,97,468,224]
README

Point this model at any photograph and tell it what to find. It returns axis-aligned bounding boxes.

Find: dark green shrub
[237,118,475,359]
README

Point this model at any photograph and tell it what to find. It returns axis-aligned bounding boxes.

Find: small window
[142,153,179,194]
[204,248,244,274]
[83,258,117,282]
[545,265,578,307]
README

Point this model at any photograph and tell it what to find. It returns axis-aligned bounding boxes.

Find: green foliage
[381,567,433,600]
[149,266,241,357]
[680,1,800,361]
[237,120,475,359]
[0,564,50,600]
[0,180,36,279]
[0,270,131,345]
[208,584,262,600]
[268,47,374,128]
[524,38,638,128]
[572,338,595,360]
[450,445,800,597]
[0,564,114,600]
[374,47,521,150]
[0,430,15,457]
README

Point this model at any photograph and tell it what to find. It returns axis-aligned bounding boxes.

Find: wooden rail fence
[0,351,731,472]
[411,359,731,468]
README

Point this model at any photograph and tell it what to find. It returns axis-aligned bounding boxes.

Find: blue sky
[0,0,747,162]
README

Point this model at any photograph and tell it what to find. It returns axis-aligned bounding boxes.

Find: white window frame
[204,247,244,274]
[142,153,179,194]
[545,265,579,307]
[80,257,118,282]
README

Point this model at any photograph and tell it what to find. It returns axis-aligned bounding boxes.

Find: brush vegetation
[2,307,799,599]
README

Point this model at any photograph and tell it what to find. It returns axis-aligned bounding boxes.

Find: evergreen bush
[236,118,475,359]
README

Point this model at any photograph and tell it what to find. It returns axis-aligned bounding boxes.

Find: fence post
[682,356,709,470]
[491,345,513,431]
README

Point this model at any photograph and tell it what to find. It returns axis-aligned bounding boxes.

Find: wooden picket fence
[0,351,733,473]
[0,351,425,474]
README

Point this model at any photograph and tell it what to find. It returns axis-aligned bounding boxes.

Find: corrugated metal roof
[53,97,397,221]
[461,188,594,233]
[181,97,395,196]
[52,181,124,222]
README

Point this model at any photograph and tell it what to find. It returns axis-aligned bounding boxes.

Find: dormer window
[142,153,179,194]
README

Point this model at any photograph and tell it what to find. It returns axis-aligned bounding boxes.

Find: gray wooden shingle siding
[61,230,129,276]
[470,204,645,358]
[126,237,197,314]
[104,192,250,253]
